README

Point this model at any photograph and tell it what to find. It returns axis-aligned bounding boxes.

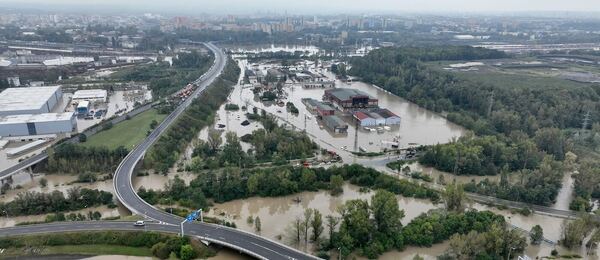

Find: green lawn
[82,109,166,150]
[4,244,152,257]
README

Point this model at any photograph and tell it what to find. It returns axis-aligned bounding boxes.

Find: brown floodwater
[196,59,465,162]
[207,183,440,253]
[0,171,115,204]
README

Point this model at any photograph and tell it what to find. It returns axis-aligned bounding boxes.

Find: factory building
[375,108,401,125]
[353,111,377,126]
[302,98,336,118]
[322,115,348,133]
[0,86,63,116]
[72,89,108,103]
[0,112,76,137]
[353,109,401,126]
[323,88,378,110]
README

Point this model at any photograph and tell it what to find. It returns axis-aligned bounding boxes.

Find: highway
[110,42,318,260]
[0,42,584,258]
[0,42,318,260]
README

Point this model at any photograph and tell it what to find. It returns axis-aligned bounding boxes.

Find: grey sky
[4,0,600,14]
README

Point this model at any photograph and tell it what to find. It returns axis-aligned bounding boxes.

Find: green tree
[255,216,262,233]
[221,132,246,167]
[326,215,340,245]
[330,175,344,196]
[311,210,324,243]
[151,242,170,259]
[370,190,404,233]
[530,225,543,245]
[78,134,87,143]
[39,178,48,188]
[150,119,158,129]
[207,129,223,154]
[443,182,466,212]
[179,244,196,260]
[303,208,313,244]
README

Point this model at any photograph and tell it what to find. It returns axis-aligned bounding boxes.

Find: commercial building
[323,88,378,110]
[375,108,401,125]
[322,115,348,133]
[302,98,335,118]
[368,112,386,126]
[0,112,76,137]
[72,89,108,103]
[353,109,401,126]
[0,86,63,116]
[353,111,377,126]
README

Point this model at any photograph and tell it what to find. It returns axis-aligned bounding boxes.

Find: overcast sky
[4,0,600,14]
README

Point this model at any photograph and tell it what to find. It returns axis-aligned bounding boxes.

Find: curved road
[111,42,318,260]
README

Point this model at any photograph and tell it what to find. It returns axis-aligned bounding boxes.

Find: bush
[151,242,170,259]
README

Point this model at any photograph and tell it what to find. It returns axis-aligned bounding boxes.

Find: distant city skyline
[3,0,600,15]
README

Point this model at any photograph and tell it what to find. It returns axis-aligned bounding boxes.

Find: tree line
[290,189,524,259]
[138,164,440,211]
[0,187,113,217]
[0,231,212,260]
[46,143,129,174]
[144,57,240,173]
[350,46,600,136]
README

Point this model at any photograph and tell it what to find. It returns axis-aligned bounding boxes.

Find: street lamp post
[180,220,186,237]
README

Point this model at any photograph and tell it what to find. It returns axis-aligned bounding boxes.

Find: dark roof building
[323,88,378,110]
[322,115,348,133]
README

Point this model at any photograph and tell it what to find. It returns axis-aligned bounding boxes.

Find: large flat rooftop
[0,86,61,112]
[325,88,375,101]
[0,112,74,125]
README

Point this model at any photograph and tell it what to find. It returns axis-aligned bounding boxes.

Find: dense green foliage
[145,58,240,173]
[350,46,587,206]
[419,134,545,176]
[139,164,439,209]
[47,143,129,174]
[189,113,318,170]
[323,190,514,259]
[113,51,213,98]
[0,188,112,216]
[0,231,212,260]
[443,221,527,259]
[351,46,600,136]
[464,156,564,205]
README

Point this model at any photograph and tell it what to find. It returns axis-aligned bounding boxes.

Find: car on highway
[133,220,145,226]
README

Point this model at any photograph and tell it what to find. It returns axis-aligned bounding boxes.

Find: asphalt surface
[110,42,318,260]
[0,43,318,260]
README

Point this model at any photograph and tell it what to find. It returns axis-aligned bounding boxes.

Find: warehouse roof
[72,89,107,100]
[0,86,61,112]
[374,108,399,119]
[0,112,74,125]
[353,111,371,120]
[325,88,374,101]
[323,115,347,128]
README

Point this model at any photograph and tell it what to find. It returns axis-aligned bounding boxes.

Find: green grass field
[82,109,166,150]
[452,70,589,91]
[3,244,152,257]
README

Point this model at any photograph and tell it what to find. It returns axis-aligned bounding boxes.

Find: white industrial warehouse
[0,86,78,137]
[0,112,76,136]
[72,89,108,103]
[0,86,63,116]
